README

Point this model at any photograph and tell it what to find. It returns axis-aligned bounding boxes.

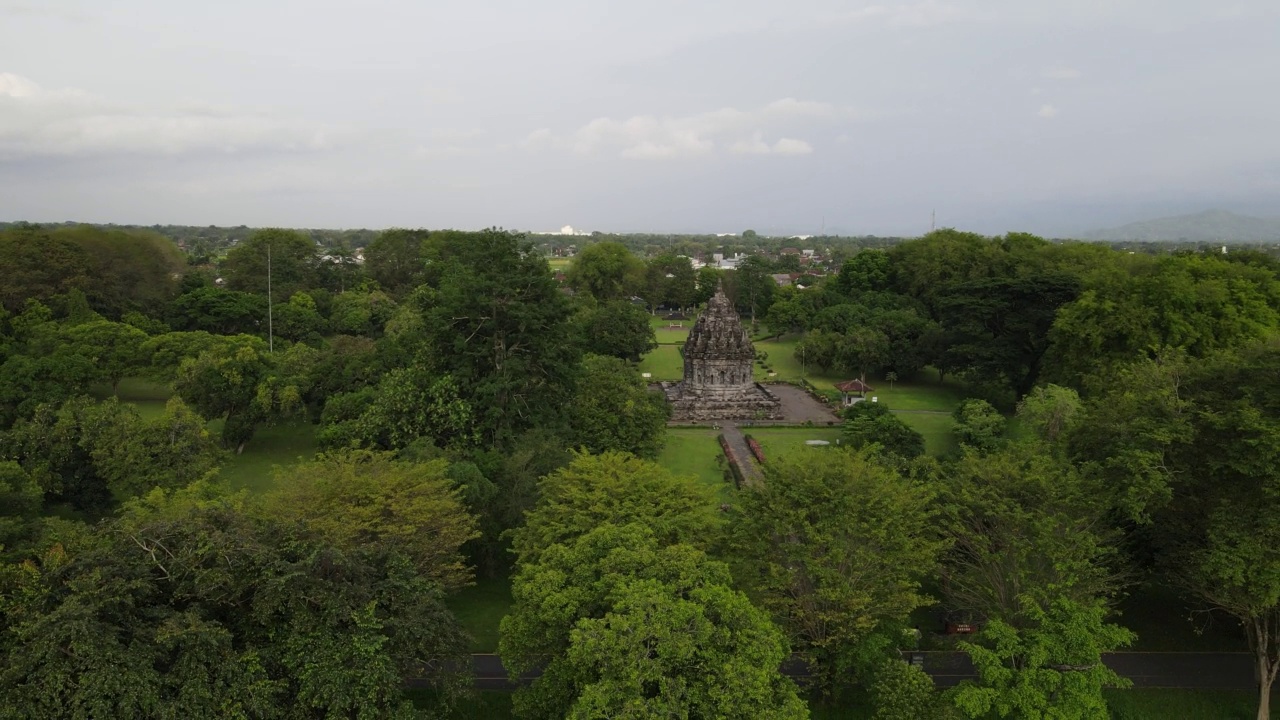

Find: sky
[2,0,1279,237]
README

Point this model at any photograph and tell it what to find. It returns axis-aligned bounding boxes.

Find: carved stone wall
[665,285,783,421]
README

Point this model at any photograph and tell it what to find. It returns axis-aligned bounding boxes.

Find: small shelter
[835,378,875,406]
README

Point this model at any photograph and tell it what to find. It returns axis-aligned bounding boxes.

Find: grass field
[546,257,572,270]
[211,419,319,493]
[657,427,734,502]
[89,377,173,420]
[746,427,844,461]
[637,344,684,380]
[753,337,967,412]
[1104,689,1271,719]
[446,575,513,652]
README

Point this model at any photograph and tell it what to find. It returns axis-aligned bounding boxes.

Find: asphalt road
[408,651,1258,692]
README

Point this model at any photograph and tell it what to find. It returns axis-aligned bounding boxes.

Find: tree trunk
[1252,618,1276,720]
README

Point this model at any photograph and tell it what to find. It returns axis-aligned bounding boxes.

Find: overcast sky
[2,1,1278,236]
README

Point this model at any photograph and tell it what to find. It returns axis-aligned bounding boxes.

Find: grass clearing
[638,345,684,380]
[213,419,319,494]
[898,412,959,457]
[446,575,513,652]
[752,338,966,412]
[546,257,572,270]
[1105,689,1270,720]
[658,427,735,503]
[746,427,845,462]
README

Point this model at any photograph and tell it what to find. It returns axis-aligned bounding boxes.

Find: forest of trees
[1,222,1278,719]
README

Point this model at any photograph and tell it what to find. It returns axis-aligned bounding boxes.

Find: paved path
[719,424,763,487]
[408,651,1259,692]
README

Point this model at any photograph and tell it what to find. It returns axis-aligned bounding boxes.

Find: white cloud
[1042,66,1082,80]
[730,133,813,156]
[772,138,814,155]
[536,98,841,159]
[0,72,332,161]
[830,2,969,28]
[1037,104,1059,118]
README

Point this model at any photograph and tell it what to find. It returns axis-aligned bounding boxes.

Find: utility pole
[267,242,274,354]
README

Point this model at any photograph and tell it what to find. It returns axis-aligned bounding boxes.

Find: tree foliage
[734,449,945,695]
[0,484,471,719]
[500,524,807,720]
[567,355,669,458]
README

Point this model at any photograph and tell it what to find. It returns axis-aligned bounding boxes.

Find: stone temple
[664,285,783,421]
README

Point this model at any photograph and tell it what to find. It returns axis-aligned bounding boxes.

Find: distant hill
[1085,209,1280,243]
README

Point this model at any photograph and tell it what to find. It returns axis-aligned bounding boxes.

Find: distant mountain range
[1085,209,1280,243]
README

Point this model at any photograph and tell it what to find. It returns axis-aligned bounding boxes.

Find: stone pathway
[719,424,763,487]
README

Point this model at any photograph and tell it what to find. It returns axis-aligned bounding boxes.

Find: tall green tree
[0,484,471,719]
[510,451,715,568]
[262,450,479,593]
[500,524,808,720]
[221,228,317,299]
[363,228,430,296]
[415,229,581,447]
[567,355,669,458]
[575,300,657,361]
[951,597,1133,720]
[565,242,644,302]
[733,449,945,696]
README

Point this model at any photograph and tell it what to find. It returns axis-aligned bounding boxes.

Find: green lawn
[547,257,572,270]
[638,345,684,381]
[651,315,692,344]
[898,412,959,457]
[753,338,967,412]
[446,575,513,652]
[746,427,844,462]
[213,419,319,493]
[657,428,734,502]
[1105,689,1271,720]
[90,377,173,420]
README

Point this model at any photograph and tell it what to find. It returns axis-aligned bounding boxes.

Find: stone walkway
[719,424,763,487]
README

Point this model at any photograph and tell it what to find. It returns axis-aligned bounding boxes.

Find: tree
[271,291,326,342]
[576,300,657,361]
[870,659,942,720]
[952,398,1007,453]
[221,228,317,299]
[363,228,430,295]
[1156,342,1280,720]
[951,597,1134,720]
[842,401,926,460]
[936,273,1081,398]
[565,242,644,301]
[262,450,480,593]
[510,451,715,567]
[567,355,669,458]
[0,224,184,317]
[731,254,776,325]
[415,229,581,447]
[500,524,808,720]
[317,365,475,451]
[1016,384,1083,444]
[764,297,807,338]
[734,449,945,696]
[56,321,148,394]
[1,397,222,514]
[172,337,305,452]
[0,484,471,718]
[836,250,891,295]
[0,462,41,558]
[166,287,266,335]
[937,447,1119,626]
[694,266,722,305]
[329,287,397,336]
